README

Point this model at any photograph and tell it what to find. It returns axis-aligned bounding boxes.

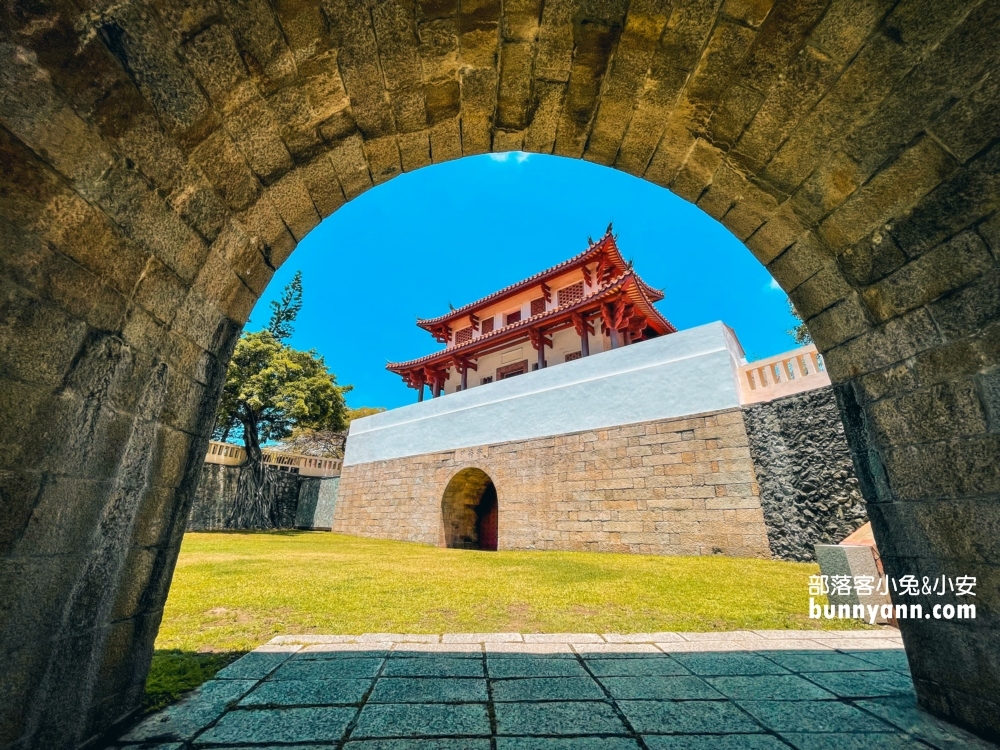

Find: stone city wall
[186,463,302,531]
[743,386,867,561]
[296,476,340,530]
[334,408,772,558]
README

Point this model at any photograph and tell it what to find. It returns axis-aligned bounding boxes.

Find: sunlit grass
[155,530,861,654]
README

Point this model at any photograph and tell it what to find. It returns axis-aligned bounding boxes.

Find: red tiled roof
[415,231,639,330]
[388,271,674,373]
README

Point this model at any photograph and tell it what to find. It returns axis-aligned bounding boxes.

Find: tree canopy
[213,330,348,452]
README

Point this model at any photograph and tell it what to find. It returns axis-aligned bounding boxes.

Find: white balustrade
[204,440,342,477]
[738,345,830,404]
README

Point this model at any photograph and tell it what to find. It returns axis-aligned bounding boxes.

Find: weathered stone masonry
[335,408,771,558]
[744,386,867,562]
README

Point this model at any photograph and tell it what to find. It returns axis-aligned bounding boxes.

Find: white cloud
[487,151,531,163]
[766,277,783,292]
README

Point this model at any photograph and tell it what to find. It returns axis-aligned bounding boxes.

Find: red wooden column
[528,328,551,369]
[425,367,444,398]
[455,357,477,390]
[408,371,426,402]
[602,298,633,349]
[572,312,594,357]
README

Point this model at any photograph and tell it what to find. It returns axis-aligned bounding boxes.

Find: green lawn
[157,530,860,652]
[146,530,860,710]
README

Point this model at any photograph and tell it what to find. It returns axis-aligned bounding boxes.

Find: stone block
[197,705,356,744]
[354,702,490,738]
[863,230,993,324]
[123,679,259,742]
[494,700,627,736]
[818,137,957,251]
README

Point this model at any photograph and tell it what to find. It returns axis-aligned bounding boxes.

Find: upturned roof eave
[388,272,670,373]
[414,232,627,330]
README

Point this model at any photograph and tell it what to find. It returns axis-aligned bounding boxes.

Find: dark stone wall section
[744,386,867,562]
[186,465,301,531]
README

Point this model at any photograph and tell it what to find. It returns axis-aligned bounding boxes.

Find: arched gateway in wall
[1,1,998,747]
[441,468,499,551]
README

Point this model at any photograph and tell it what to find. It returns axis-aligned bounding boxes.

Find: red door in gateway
[478,500,498,551]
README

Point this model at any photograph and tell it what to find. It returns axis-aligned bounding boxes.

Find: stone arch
[441,467,499,551]
[0,1,998,746]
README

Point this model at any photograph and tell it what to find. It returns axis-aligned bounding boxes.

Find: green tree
[213,272,349,527]
[267,270,303,340]
[346,406,386,424]
[277,407,385,458]
[214,331,349,527]
[788,300,813,345]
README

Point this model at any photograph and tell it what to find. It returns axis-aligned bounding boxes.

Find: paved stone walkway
[113,630,995,749]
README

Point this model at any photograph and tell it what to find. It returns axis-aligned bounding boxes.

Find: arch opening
[441,468,499,551]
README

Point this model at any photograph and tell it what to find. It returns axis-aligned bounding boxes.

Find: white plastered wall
[347,322,747,465]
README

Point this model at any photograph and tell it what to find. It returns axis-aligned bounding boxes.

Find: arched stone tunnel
[0,0,997,747]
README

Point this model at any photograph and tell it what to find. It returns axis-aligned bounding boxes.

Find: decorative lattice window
[565,351,583,362]
[497,360,528,379]
[505,310,521,326]
[481,316,495,334]
[557,281,585,307]
[454,326,474,345]
[530,297,546,316]
[480,375,493,385]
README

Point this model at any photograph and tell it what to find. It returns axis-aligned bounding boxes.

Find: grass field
[146,530,860,709]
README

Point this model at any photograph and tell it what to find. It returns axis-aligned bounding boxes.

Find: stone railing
[205,440,342,477]
[738,345,831,404]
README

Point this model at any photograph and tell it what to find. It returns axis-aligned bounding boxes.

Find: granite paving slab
[382,656,484,677]
[487,656,590,678]
[110,633,996,750]
[351,702,490,738]
[295,646,391,659]
[490,676,606,701]
[238,678,373,706]
[844,649,912,671]
[758,650,887,673]
[344,741,491,750]
[494,700,628,736]
[584,656,690,676]
[705,674,836,701]
[643,735,789,749]
[214,651,296,680]
[619,699,764,734]
[195,706,355,744]
[271,657,384,680]
[122,679,258,742]
[802,669,916,698]
[670,653,792,676]
[780,732,930,749]
[368,677,488,703]
[598,675,723,700]
[737,699,895,733]
[496,738,641,749]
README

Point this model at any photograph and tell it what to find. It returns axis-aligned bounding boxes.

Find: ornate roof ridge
[415,230,624,330]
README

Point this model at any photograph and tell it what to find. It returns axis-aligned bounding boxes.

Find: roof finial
[605,221,614,236]
[587,235,593,245]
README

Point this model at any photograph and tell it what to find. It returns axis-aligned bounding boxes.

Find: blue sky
[248,153,798,410]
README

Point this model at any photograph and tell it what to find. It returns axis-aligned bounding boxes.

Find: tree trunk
[226,412,279,529]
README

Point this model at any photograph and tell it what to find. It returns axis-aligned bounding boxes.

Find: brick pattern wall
[335,408,770,558]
